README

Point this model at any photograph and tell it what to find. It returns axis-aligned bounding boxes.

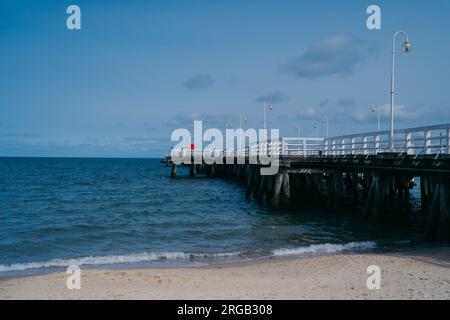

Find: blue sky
[1,0,450,157]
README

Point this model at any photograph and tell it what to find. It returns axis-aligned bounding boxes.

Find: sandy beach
[1,250,450,300]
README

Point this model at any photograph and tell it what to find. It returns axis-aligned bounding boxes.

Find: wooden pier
[165,124,450,242]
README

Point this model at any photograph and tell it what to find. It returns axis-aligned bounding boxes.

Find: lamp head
[402,41,412,53]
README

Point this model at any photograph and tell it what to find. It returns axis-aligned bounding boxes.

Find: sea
[0,157,441,278]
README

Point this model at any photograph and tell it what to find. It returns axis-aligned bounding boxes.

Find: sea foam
[0,251,243,273]
[272,241,377,257]
[0,241,376,273]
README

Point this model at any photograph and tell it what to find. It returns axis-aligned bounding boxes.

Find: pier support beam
[170,164,177,178]
[271,171,284,207]
[328,172,343,208]
[363,175,388,222]
[421,177,433,213]
[282,172,291,204]
[245,166,255,199]
[264,175,275,206]
[189,163,197,178]
[257,175,267,203]
[425,178,450,241]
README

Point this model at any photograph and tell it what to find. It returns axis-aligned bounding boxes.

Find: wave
[0,241,376,273]
[272,241,377,257]
[0,251,243,273]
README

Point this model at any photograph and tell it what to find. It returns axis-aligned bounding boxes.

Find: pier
[165,123,450,242]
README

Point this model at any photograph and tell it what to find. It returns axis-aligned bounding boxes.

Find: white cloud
[280,34,372,79]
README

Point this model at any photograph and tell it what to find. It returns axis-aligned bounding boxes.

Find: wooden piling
[245,166,254,199]
[265,175,275,206]
[438,181,450,242]
[282,172,291,203]
[328,172,343,208]
[271,171,284,207]
[170,163,177,178]
[425,178,450,241]
[190,163,197,178]
[257,174,267,203]
[252,167,260,199]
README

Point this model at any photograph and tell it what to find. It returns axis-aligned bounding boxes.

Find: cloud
[318,100,329,107]
[277,97,358,122]
[0,133,40,139]
[298,106,326,120]
[254,91,290,104]
[337,97,356,107]
[0,136,171,158]
[280,34,370,79]
[182,74,215,90]
[351,104,423,124]
[164,112,237,128]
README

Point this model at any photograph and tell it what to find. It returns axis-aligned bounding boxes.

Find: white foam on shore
[0,251,243,273]
[0,242,376,273]
[272,241,377,257]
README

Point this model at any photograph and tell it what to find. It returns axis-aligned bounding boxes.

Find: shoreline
[1,248,449,300]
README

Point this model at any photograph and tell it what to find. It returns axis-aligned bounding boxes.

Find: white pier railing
[170,124,450,160]
[320,123,450,156]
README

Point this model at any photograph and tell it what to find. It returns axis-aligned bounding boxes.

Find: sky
[1,0,450,157]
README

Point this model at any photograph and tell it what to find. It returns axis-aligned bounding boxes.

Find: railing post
[425,130,432,155]
[350,138,356,155]
[447,128,450,155]
[406,132,413,155]
[302,140,307,155]
[374,134,380,154]
[362,137,369,155]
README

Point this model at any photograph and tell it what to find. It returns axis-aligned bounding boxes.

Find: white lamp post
[293,123,301,139]
[239,115,247,130]
[321,117,329,138]
[314,123,319,142]
[389,31,411,152]
[263,101,272,130]
[370,105,381,133]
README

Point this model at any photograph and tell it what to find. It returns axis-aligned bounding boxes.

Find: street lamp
[314,123,319,141]
[225,120,233,130]
[370,105,381,133]
[293,123,301,139]
[239,115,247,130]
[321,117,329,138]
[389,31,411,152]
[263,101,272,130]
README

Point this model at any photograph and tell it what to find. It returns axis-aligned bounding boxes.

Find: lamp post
[321,117,329,138]
[239,115,247,130]
[263,101,272,130]
[370,105,381,133]
[314,123,319,145]
[226,121,233,130]
[389,31,411,152]
[293,123,301,139]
